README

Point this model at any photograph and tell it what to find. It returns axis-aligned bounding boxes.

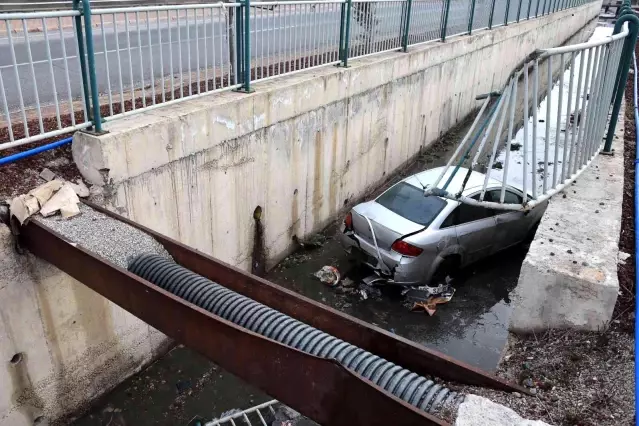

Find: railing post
[238,0,253,92]
[401,0,414,52]
[468,0,476,34]
[516,0,523,22]
[235,4,244,86]
[488,0,496,28]
[535,0,541,17]
[441,0,452,41]
[73,0,102,133]
[340,0,353,66]
[604,13,639,152]
[527,0,532,19]
[504,0,510,24]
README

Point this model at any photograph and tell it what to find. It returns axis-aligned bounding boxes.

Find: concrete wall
[0,225,171,425]
[74,2,601,272]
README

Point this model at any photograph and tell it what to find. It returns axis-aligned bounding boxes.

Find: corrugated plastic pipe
[0,137,72,166]
[128,254,464,415]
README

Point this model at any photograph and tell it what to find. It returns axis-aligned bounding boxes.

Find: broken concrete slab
[455,395,552,426]
[28,179,64,206]
[510,107,624,333]
[9,194,41,224]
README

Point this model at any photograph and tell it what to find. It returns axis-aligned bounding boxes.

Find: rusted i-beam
[20,219,448,426]
[83,200,526,395]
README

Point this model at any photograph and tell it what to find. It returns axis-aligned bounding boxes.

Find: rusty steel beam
[20,219,449,426]
[82,200,526,395]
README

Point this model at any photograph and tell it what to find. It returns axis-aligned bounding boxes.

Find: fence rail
[425,12,638,211]
[0,0,599,151]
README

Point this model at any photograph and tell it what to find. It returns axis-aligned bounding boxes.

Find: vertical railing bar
[278,3,283,72]
[203,8,208,91]
[195,8,201,94]
[532,59,539,199]
[23,19,44,134]
[481,79,513,200]
[468,0,476,34]
[177,10,184,98]
[125,12,136,109]
[542,55,551,194]
[157,10,165,102]
[522,61,529,203]
[552,53,564,187]
[168,10,175,99]
[136,11,146,107]
[500,74,518,203]
[589,44,611,158]
[113,13,125,112]
[186,9,192,96]
[561,51,575,183]
[243,0,251,91]
[569,46,585,176]
[580,45,601,167]
[42,17,62,129]
[517,0,523,22]
[442,0,451,39]
[0,69,14,142]
[218,6,224,88]
[575,46,595,170]
[343,0,353,66]
[58,16,76,126]
[211,7,217,89]
[100,15,114,116]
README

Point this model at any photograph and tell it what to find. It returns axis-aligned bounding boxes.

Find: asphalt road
[0,0,519,116]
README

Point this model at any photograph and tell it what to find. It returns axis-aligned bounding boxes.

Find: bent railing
[425,14,638,211]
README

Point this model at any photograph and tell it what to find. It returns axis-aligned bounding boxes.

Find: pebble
[523,378,534,388]
[36,204,173,269]
[530,388,538,395]
[551,394,559,402]
[513,392,522,398]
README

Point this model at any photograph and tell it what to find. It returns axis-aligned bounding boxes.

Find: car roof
[403,166,505,196]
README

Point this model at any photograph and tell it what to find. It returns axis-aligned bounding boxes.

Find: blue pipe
[0,137,73,166]
[632,50,638,426]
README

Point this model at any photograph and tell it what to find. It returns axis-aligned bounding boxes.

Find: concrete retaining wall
[0,226,171,425]
[74,2,601,271]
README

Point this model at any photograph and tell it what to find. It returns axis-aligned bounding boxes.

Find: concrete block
[510,107,624,333]
[455,395,552,426]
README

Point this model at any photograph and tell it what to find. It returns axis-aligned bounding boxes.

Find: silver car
[340,166,548,287]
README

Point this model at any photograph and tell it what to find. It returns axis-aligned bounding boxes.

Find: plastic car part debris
[313,266,340,287]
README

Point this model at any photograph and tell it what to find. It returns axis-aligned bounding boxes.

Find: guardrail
[425,4,639,211]
[0,0,597,151]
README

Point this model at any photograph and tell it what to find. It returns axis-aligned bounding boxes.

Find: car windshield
[376,182,446,226]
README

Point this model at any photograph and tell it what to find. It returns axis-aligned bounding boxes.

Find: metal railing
[0,0,597,151]
[425,10,639,211]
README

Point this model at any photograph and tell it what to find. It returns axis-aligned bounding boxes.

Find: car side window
[440,195,494,228]
[485,189,523,208]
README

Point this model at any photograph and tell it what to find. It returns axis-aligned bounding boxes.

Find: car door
[444,197,497,265]
[485,189,528,249]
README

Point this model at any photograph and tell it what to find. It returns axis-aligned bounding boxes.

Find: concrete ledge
[510,110,624,333]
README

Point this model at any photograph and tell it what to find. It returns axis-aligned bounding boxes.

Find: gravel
[36,203,172,269]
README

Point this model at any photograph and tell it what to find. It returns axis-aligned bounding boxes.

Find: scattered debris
[39,167,56,182]
[40,183,80,218]
[294,234,327,250]
[313,266,340,287]
[492,161,503,170]
[404,282,456,316]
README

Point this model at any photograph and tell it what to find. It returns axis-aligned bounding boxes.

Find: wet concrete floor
[72,112,526,426]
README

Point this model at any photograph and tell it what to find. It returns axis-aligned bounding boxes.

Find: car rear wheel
[431,256,461,286]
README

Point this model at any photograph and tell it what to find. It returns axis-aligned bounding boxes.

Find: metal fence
[0,0,598,151]
[424,16,637,211]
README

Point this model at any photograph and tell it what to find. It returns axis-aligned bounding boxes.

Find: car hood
[351,201,425,250]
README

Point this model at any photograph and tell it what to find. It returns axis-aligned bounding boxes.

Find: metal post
[73,0,103,133]
[235,5,243,85]
[604,13,639,152]
[442,0,452,40]
[488,0,496,28]
[517,0,523,22]
[527,0,532,19]
[402,0,414,52]
[243,0,252,92]
[341,0,353,66]
[468,0,477,34]
[72,0,92,128]
[504,0,510,25]
[338,1,347,61]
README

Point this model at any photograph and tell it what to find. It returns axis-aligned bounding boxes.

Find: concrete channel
[71,20,611,426]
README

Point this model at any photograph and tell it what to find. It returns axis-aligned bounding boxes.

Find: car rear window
[376,182,446,226]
